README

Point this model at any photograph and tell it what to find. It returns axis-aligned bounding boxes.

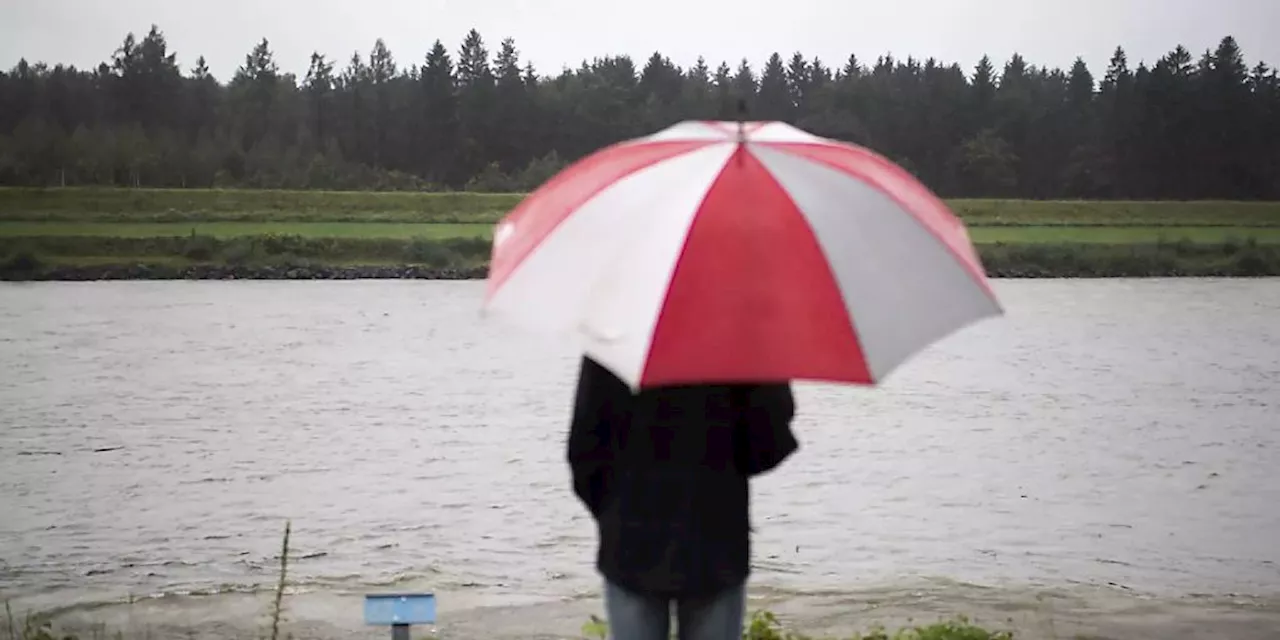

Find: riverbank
[25,582,1280,640]
[2,238,1279,280]
[4,187,1280,226]
[3,188,1280,279]
[0,262,488,281]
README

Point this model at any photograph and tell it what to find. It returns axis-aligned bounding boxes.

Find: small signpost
[364,593,437,640]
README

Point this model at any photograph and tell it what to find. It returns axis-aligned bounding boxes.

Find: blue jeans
[603,580,746,640]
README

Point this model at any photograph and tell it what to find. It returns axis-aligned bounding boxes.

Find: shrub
[181,233,219,261]
[0,250,42,273]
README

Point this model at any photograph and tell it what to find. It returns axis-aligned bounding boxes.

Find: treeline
[1,27,1278,199]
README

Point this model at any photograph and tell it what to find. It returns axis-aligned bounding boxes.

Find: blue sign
[364,593,437,626]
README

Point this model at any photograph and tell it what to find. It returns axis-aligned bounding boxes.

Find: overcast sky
[5,0,1278,81]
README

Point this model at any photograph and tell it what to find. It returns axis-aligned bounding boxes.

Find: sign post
[364,593,437,639]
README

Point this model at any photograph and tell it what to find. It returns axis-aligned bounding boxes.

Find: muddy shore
[41,582,1280,640]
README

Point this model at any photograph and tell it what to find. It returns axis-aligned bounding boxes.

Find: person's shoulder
[728,381,793,397]
[578,356,631,394]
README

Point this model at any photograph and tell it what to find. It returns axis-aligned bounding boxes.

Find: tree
[785,52,811,118]
[950,128,1018,196]
[756,53,791,120]
[731,59,757,112]
[230,38,280,152]
[455,29,495,179]
[490,37,534,170]
[417,40,459,183]
[302,53,334,146]
[0,27,1275,198]
[366,39,399,167]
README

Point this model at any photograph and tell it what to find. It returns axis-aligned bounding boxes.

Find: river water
[2,279,1279,639]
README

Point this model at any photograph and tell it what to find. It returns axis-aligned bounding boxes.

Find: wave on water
[6,280,1280,639]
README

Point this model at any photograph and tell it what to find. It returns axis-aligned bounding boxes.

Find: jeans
[603,580,746,640]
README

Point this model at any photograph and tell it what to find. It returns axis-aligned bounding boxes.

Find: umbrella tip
[736,98,748,120]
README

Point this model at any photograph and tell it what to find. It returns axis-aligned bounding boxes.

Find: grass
[4,255,198,267]
[2,187,1280,227]
[5,523,1016,640]
[0,235,494,268]
[970,226,1280,244]
[746,611,1012,640]
[0,222,495,239]
[978,238,1280,276]
[2,187,1279,279]
[3,235,1279,279]
[3,222,1280,245]
[945,199,1280,227]
[0,187,520,223]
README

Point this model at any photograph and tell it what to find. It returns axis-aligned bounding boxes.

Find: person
[567,355,798,640]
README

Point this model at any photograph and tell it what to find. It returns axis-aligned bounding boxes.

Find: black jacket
[566,356,798,597]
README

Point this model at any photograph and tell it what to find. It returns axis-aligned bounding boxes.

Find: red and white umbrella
[482,120,1003,389]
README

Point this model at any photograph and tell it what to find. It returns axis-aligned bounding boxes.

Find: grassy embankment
[2,187,1279,278]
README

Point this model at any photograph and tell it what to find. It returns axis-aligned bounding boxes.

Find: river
[2,279,1279,639]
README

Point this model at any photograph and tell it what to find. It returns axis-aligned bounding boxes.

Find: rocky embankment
[2,251,1279,281]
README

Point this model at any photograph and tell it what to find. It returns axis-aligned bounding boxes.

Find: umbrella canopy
[482,120,1002,390]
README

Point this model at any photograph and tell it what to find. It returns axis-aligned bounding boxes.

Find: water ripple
[1,279,1279,617]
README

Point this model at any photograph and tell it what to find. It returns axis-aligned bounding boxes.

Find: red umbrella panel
[483,120,1002,389]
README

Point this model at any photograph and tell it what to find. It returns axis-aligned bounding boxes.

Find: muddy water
[2,279,1279,638]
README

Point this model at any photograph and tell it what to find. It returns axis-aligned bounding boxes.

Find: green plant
[219,237,260,265]
[744,610,805,640]
[180,234,218,261]
[0,250,42,273]
[404,237,463,267]
[581,613,609,640]
[17,613,60,640]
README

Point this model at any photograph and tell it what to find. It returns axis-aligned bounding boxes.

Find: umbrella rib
[754,140,997,299]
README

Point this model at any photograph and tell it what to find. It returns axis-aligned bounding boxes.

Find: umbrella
[481,119,1003,390]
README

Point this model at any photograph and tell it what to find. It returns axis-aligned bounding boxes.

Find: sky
[4,0,1278,81]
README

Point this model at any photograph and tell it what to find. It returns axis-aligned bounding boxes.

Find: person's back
[567,356,797,640]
